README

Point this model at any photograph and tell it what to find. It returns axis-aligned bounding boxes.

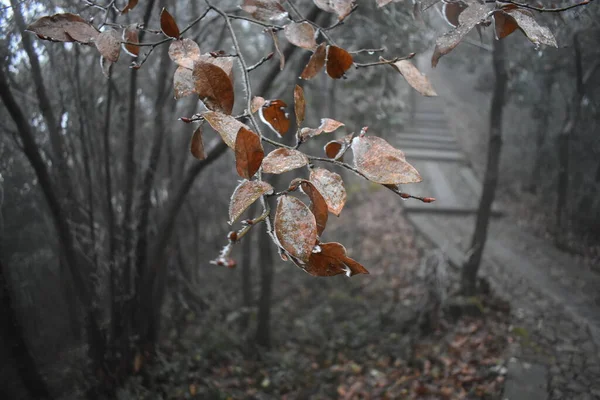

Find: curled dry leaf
[203,111,250,149]
[284,22,318,50]
[193,61,235,115]
[229,180,274,224]
[168,39,201,68]
[305,242,368,277]
[235,127,264,179]
[190,126,206,160]
[388,59,437,97]
[173,66,195,99]
[275,195,318,263]
[313,0,355,20]
[122,25,140,57]
[309,168,346,216]
[351,135,421,184]
[241,0,288,22]
[121,0,139,14]
[95,29,121,63]
[442,1,468,27]
[326,46,353,79]
[324,140,343,159]
[431,2,492,67]
[294,85,306,125]
[298,118,345,142]
[259,99,290,136]
[251,96,266,113]
[160,8,180,38]
[292,179,328,236]
[26,13,99,43]
[493,11,519,40]
[262,148,308,174]
[300,43,326,80]
[504,8,557,47]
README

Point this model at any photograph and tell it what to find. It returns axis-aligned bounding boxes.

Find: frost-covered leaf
[442,1,468,27]
[173,66,195,99]
[294,85,306,125]
[351,135,421,184]
[193,61,235,114]
[309,168,346,216]
[305,242,368,277]
[326,45,353,79]
[505,8,557,47]
[26,13,99,43]
[298,118,345,142]
[190,126,206,160]
[291,179,328,236]
[251,96,266,113]
[122,25,140,57]
[388,59,437,97]
[229,180,273,224]
[275,195,318,263]
[197,54,235,81]
[493,10,519,40]
[241,0,288,22]
[262,148,308,174]
[95,29,120,62]
[203,111,250,149]
[284,22,317,50]
[313,0,355,20]
[235,127,264,179]
[259,99,290,136]
[300,43,326,80]
[160,8,180,38]
[168,39,201,68]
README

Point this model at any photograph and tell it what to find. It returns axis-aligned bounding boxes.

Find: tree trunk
[461,39,507,295]
[527,75,553,194]
[0,259,53,400]
[255,221,274,348]
[240,204,256,331]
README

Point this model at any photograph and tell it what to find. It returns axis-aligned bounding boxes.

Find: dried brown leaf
[259,99,290,136]
[389,59,437,97]
[193,61,235,115]
[203,111,250,149]
[292,179,328,236]
[197,54,235,81]
[305,242,368,277]
[294,85,306,125]
[309,168,346,216]
[95,29,120,62]
[351,135,421,184]
[229,180,274,224]
[284,22,317,50]
[190,126,206,160]
[326,45,353,79]
[122,25,140,57]
[275,195,318,263]
[26,13,99,43]
[121,0,138,14]
[241,0,288,22]
[298,118,344,142]
[300,42,326,80]
[235,127,264,179]
[160,8,180,38]
[324,140,343,159]
[262,148,308,174]
[168,39,201,68]
[442,1,468,27]
[493,11,519,40]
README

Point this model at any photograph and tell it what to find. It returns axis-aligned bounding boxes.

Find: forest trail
[395,60,600,400]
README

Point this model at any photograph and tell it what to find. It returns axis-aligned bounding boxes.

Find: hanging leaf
[190,126,206,160]
[121,0,139,14]
[241,0,288,22]
[203,111,250,149]
[251,96,266,113]
[388,59,437,97]
[275,195,318,263]
[294,85,306,125]
[235,127,264,179]
[95,29,121,62]
[168,39,201,68]
[193,61,235,115]
[309,168,346,216]
[298,118,345,142]
[268,28,285,70]
[300,42,326,80]
[259,99,290,136]
[305,242,368,277]
[431,2,493,67]
[198,53,235,81]
[441,1,468,27]
[26,13,99,43]
[291,179,328,236]
[284,22,318,50]
[504,8,557,47]
[324,140,343,159]
[262,148,308,174]
[122,25,140,57]
[493,10,519,40]
[173,66,195,99]
[313,0,355,20]
[160,8,180,38]
[326,45,353,79]
[229,180,274,224]
[351,135,421,184]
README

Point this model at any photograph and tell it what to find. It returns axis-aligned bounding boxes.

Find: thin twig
[490,0,593,13]
[354,52,415,68]
[247,52,275,72]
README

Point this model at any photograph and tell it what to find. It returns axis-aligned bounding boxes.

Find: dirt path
[394,53,600,400]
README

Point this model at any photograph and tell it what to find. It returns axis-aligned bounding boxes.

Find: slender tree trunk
[527,75,553,194]
[255,221,274,348]
[240,204,256,330]
[461,39,507,295]
[0,259,53,399]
